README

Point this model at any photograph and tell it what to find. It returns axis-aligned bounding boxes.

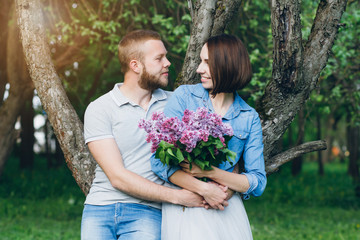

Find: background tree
[0,1,34,175]
[15,0,351,195]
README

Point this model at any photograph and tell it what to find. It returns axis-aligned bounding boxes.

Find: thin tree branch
[266,140,327,174]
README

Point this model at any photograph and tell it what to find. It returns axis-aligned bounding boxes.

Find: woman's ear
[129,60,141,73]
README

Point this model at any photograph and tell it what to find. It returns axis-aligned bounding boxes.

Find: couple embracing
[81,30,266,240]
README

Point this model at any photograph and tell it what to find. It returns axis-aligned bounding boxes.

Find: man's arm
[88,138,204,207]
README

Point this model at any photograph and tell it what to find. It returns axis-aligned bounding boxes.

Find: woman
[151,34,266,240]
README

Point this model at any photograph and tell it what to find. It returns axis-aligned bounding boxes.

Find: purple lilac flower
[139,107,233,153]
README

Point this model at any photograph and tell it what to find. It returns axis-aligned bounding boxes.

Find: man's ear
[129,60,141,73]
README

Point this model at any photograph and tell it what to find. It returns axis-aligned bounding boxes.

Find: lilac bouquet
[139,107,236,170]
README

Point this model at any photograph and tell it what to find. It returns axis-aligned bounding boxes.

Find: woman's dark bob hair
[206,34,252,96]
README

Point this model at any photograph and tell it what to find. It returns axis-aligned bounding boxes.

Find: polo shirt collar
[110,83,167,107]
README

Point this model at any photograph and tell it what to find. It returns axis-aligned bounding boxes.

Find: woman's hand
[201,181,229,210]
[180,161,210,178]
[208,181,234,201]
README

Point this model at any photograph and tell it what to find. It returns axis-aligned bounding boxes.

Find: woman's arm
[169,170,229,210]
[180,163,250,193]
[181,113,267,197]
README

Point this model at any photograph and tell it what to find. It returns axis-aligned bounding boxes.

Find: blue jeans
[81,203,161,240]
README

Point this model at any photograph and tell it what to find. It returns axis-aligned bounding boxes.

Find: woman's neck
[210,92,234,117]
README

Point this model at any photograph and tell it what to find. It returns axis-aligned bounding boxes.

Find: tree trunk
[178,0,242,86]
[322,115,334,164]
[258,0,347,171]
[0,0,11,105]
[0,4,33,175]
[16,0,95,195]
[317,112,324,175]
[19,91,34,169]
[347,115,359,181]
[292,108,305,176]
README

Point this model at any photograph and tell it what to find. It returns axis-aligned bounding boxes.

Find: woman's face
[196,44,213,90]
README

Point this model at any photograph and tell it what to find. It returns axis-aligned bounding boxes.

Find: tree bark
[178,0,242,87]
[266,140,327,173]
[0,4,33,175]
[316,112,324,175]
[347,114,359,181]
[19,91,35,169]
[258,0,347,170]
[16,0,95,195]
[177,0,217,86]
[0,0,11,105]
[291,108,305,176]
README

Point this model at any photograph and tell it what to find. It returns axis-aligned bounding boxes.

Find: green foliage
[230,0,272,105]
[309,1,360,126]
[43,0,193,116]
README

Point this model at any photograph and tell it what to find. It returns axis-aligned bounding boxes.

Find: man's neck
[120,76,152,111]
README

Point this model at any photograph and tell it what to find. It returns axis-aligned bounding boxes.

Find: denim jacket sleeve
[241,113,267,199]
[150,86,187,182]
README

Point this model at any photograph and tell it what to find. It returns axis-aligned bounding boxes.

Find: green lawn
[0,156,359,239]
[245,162,360,240]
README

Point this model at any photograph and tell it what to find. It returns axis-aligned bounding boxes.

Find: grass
[0,156,359,239]
[245,162,360,240]
[0,156,85,240]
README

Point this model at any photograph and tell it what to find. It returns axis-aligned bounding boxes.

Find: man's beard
[139,67,168,91]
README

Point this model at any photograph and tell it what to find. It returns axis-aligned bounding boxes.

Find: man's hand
[176,189,205,208]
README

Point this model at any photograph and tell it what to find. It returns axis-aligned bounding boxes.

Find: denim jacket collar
[190,83,251,120]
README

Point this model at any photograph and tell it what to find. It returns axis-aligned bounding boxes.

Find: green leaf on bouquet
[220,148,237,161]
[166,148,176,158]
[227,150,237,161]
[186,152,192,163]
[193,147,202,157]
[176,148,184,162]
[224,135,233,143]
[194,159,211,170]
[165,154,170,165]
[200,140,212,147]
[158,149,166,164]
[159,140,174,149]
[208,146,215,159]
[200,151,207,160]
[215,139,225,149]
[194,159,206,170]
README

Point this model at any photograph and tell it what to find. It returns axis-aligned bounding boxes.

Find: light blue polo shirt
[84,83,172,209]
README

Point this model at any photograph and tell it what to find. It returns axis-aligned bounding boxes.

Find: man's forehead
[142,39,167,55]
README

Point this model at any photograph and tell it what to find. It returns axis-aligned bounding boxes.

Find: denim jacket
[150,84,267,199]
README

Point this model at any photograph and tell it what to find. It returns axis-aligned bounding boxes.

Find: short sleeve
[84,101,114,143]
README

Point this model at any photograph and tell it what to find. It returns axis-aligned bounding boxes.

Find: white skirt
[161,193,253,240]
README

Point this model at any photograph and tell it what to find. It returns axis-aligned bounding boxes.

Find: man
[80,30,206,240]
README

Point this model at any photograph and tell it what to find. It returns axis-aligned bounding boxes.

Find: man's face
[139,40,171,91]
